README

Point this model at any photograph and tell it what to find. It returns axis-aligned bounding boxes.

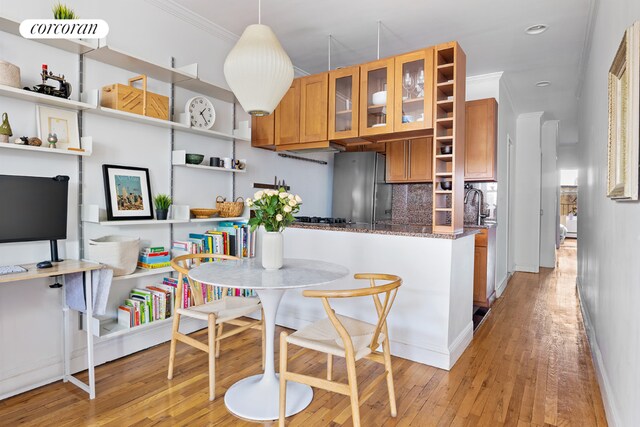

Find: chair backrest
[171,253,239,308]
[303,274,402,352]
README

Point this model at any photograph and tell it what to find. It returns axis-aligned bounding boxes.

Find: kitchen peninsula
[273,223,479,370]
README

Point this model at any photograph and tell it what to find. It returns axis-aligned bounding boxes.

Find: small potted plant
[246,188,302,270]
[52,3,78,19]
[154,194,172,220]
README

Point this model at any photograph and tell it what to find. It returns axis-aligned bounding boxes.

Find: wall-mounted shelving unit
[0,16,97,54]
[112,266,173,282]
[190,216,246,223]
[85,44,196,83]
[432,42,466,234]
[83,97,248,142]
[172,150,247,173]
[0,136,93,156]
[0,16,251,399]
[175,164,246,173]
[0,84,96,110]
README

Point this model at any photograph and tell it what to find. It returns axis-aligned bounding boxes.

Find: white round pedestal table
[189,258,349,421]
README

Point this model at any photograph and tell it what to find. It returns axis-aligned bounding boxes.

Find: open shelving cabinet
[432,42,466,234]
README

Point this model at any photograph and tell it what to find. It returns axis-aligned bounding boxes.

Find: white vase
[262,231,283,270]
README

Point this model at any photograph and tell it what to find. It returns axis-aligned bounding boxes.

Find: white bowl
[372,91,387,106]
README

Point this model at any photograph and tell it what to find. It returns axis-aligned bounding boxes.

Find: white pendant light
[223,0,294,116]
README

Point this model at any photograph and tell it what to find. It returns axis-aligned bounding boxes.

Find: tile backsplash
[391,183,491,225]
[391,183,433,225]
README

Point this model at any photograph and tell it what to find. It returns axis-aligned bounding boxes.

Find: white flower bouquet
[246,188,302,232]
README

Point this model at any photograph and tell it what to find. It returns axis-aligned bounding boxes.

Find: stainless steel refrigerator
[332,152,392,224]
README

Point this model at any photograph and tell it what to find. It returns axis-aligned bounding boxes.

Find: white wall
[540,120,559,268]
[512,112,544,272]
[0,0,333,398]
[497,77,517,293]
[576,1,640,425]
[558,144,581,170]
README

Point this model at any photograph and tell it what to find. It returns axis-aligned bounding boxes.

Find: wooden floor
[0,240,607,426]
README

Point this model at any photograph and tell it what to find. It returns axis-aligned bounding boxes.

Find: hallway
[0,241,606,426]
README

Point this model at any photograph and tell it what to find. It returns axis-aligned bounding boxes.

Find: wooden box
[101,75,169,120]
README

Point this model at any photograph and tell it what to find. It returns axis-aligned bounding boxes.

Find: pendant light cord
[377,20,381,60]
[258,0,261,24]
[328,34,332,71]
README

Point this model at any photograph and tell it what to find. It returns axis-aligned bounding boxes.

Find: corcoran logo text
[19,19,109,39]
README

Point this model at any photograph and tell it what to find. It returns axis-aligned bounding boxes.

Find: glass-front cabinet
[359,58,395,136]
[393,48,434,132]
[328,66,360,141]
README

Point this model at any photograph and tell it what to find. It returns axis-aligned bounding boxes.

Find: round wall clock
[186,96,215,129]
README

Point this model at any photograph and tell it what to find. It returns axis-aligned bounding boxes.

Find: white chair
[279,273,402,426]
[167,253,265,400]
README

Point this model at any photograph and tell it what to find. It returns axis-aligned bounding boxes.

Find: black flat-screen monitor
[0,174,69,261]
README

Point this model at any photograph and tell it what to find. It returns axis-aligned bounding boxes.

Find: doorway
[559,169,578,243]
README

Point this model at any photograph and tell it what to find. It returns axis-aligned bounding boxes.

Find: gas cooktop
[294,216,348,225]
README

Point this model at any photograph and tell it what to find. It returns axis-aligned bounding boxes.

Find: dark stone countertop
[289,222,480,240]
[464,222,498,229]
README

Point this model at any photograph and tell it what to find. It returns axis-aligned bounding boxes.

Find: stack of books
[117,282,176,328]
[162,276,256,310]
[172,221,256,261]
[138,246,170,270]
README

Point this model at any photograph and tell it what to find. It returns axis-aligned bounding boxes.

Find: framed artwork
[102,165,154,221]
[607,21,640,200]
[36,106,81,151]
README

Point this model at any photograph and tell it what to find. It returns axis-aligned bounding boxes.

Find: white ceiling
[172,0,594,145]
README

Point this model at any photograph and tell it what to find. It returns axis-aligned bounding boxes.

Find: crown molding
[576,0,599,99]
[466,71,504,83]
[145,0,311,76]
[144,0,240,43]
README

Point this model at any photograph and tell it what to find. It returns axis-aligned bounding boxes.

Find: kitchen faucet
[464,187,487,225]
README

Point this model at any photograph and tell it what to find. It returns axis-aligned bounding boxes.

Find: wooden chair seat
[167,253,265,401]
[177,296,261,323]
[279,273,402,427]
[287,314,385,361]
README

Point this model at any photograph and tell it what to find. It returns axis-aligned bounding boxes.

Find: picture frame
[36,106,81,151]
[102,165,154,221]
[607,21,640,200]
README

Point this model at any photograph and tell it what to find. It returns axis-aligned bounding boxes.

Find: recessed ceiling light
[536,81,551,87]
[525,24,548,35]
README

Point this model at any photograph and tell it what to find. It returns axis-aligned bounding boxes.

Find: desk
[189,258,349,421]
[1,260,103,399]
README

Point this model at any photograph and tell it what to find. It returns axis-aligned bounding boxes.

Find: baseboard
[576,278,620,427]
[0,367,63,401]
[0,317,207,401]
[275,311,471,371]
[447,321,473,369]
[514,264,539,273]
[496,273,512,297]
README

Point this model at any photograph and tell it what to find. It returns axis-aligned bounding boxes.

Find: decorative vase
[156,209,168,220]
[262,231,283,270]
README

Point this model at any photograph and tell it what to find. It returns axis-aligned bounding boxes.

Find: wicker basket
[216,196,244,218]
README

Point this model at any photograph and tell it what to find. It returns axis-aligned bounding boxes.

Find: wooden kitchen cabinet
[465,98,497,181]
[473,227,496,308]
[275,79,300,146]
[385,137,432,183]
[394,48,434,132]
[251,113,276,150]
[386,141,407,182]
[329,66,361,142]
[360,58,395,137]
[300,73,329,143]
